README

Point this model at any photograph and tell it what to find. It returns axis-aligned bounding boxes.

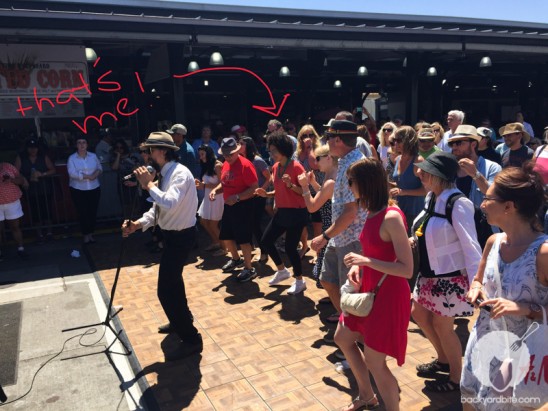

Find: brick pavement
[87,230,471,411]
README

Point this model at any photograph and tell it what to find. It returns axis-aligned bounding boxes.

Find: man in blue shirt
[166,124,199,178]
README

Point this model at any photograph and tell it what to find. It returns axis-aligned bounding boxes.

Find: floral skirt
[412,274,474,317]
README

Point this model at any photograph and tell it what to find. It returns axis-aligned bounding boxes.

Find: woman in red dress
[335,158,413,411]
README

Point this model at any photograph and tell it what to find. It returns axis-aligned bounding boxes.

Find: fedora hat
[418,128,435,140]
[448,125,482,143]
[414,151,458,182]
[218,136,241,156]
[143,132,180,151]
[498,122,531,144]
[166,123,187,135]
[325,120,358,137]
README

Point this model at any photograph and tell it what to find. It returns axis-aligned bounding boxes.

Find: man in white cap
[122,131,202,360]
[166,123,199,178]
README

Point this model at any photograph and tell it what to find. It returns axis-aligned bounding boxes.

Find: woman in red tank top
[335,158,413,411]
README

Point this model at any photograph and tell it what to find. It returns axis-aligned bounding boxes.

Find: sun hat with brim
[325,120,358,137]
[414,151,458,182]
[418,128,435,140]
[477,127,493,139]
[143,132,180,151]
[447,125,482,143]
[218,136,241,156]
[498,122,531,144]
[166,124,187,135]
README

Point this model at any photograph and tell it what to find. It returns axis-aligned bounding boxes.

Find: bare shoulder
[537,239,548,285]
[384,208,405,227]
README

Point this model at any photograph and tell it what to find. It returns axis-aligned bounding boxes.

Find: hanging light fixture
[427,67,438,77]
[209,51,224,66]
[357,66,368,76]
[187,61,200,72]
[402,57,407,68]
[333,80,342,89]
[479,56,492,68]
[279,66,290,77]
[85,47,97,62]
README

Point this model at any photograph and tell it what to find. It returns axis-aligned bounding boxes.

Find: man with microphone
[122,132,202,361]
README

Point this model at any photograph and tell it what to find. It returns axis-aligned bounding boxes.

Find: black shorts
[310,210,322,223]
[219,200,254,245]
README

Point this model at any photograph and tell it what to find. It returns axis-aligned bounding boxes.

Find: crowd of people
[1,108,547,410]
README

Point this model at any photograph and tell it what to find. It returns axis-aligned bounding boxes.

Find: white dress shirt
[67,151,102,191]
[138,161,197,232]
[414,188,482,282]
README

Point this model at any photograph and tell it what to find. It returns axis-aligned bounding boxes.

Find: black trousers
[252,196,267,253]
[70,187,100,235]
[261,209,306,277]
[158,227,199,343]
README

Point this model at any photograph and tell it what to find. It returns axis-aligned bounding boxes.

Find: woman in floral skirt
[411,151,482,392]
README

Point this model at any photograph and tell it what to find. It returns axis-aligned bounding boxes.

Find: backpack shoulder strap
[444,192,465,226]
[536,145,546,159]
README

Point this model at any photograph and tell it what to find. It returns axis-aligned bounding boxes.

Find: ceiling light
[333,80,342,88]
[442,79,447,85]
[85,47,97,62]
[187,61,200,72]
[357,66,368,76]
[479,56,492,68]
[427,67,437,77]
[279,66,290,77]
[204,80,209,87]
[209,52,224,66]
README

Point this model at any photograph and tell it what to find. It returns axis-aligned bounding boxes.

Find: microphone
[122,165,155,181]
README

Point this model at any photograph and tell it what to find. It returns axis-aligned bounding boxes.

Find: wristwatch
[472,170,482,180]
[322,231,331,241]
[236,195,240,202]
[527,302,542,319]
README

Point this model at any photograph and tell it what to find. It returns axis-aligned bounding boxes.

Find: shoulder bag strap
[372,273,388,294]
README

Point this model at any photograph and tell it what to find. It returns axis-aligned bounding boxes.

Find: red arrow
[173,67,290,117]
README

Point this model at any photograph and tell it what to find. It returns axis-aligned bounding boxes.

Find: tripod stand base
[62,307,132,356]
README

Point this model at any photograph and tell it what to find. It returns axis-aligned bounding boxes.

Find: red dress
[341,206,411,366]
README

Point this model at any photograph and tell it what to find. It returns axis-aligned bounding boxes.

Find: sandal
[416,359,450,376]
[341,394,379,411]
[424,378,460,393]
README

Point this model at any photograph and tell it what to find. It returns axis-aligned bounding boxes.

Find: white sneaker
[287,279,306,295]
[268,268,291,285]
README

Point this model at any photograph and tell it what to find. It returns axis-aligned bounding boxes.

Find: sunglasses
[389,141,396,146]
[315,155,328,162]
[301,133,315,138]
[347,178,354,187]
[382,128,393,133]
[448,139,472,148]
[393,138,403,143]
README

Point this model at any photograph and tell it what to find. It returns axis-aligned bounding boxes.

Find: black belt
[161,226,196,234]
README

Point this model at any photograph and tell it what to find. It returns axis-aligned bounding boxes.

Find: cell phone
[475,298,492,312]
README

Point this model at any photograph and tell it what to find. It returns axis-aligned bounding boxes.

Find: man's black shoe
[221,258,244,273]
[158,323,174,334]
[165,337,203,361]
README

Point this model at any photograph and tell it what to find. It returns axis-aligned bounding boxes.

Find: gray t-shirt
[252,155,269,187]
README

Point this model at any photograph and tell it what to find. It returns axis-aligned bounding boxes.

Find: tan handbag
[340,274,388,317]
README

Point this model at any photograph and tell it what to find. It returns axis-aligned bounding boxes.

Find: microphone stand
[61,176,144,357]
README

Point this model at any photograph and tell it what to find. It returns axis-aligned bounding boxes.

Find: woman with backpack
[410,151,482,392]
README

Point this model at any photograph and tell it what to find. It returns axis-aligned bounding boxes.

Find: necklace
[277,159,291,179]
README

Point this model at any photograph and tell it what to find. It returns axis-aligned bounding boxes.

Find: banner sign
[0,44,89,99]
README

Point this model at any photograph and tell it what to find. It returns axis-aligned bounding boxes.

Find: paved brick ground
[88,230,472,411]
